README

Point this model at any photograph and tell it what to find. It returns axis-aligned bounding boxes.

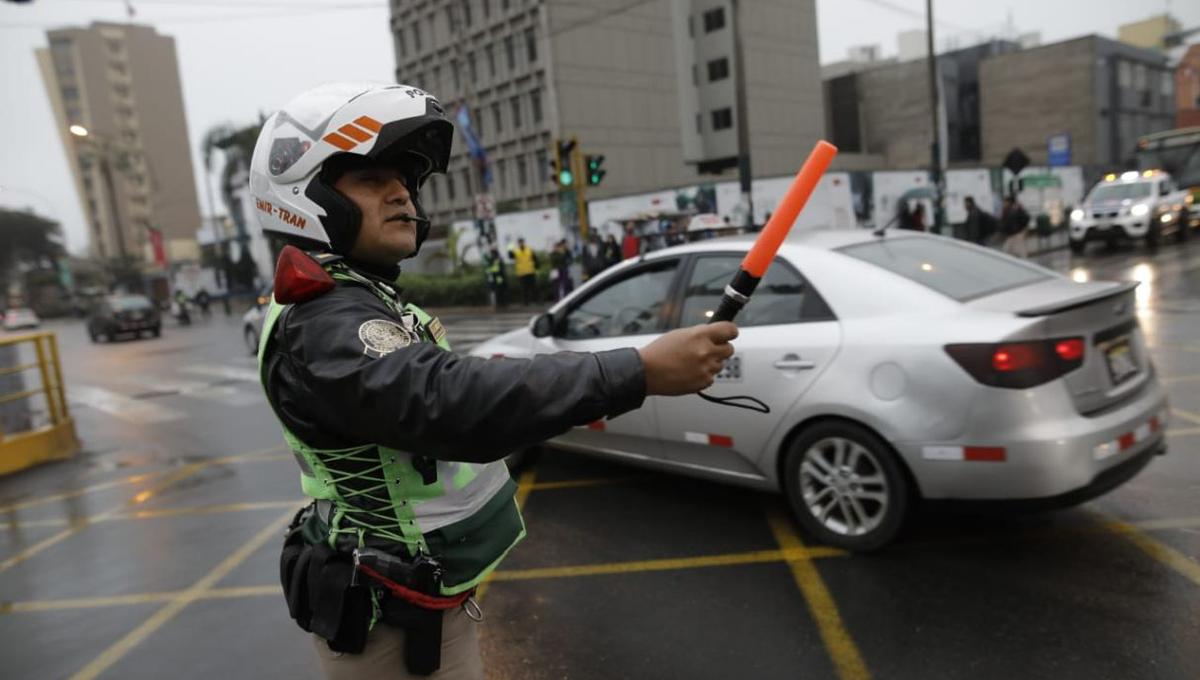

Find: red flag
[148,227,167,267]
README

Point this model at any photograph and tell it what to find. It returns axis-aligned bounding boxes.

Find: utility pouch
[305,544,371,654]
[381,596,444,676]
[280,506,314,630]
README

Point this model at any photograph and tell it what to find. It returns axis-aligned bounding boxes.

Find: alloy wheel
[798,436,890,537]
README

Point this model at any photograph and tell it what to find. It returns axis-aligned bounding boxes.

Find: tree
[0,208,65,291]
[201,120,264,292]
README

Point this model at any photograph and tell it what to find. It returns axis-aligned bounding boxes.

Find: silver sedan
[471,231,1169,550]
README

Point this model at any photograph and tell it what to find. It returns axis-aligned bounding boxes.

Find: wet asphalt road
[1,241,1198,680]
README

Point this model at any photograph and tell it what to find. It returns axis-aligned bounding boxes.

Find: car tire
[151,325,161,338]
[504,446,542,476]
[244,326,259,356]
[1178,211,1190,242]
[1069,238,1086,255]
[782,421,909,552]
[1146,223,1161,250]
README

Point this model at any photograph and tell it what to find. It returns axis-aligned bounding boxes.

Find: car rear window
[108,296,153,311]
[837,237,1051,301]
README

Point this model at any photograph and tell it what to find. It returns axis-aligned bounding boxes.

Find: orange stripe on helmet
[323,132,357,151]
[354,115,383,133]
[339,124,373,143]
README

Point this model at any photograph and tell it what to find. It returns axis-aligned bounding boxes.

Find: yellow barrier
[0,331,79,476]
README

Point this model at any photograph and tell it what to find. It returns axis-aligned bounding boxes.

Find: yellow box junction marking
[1170,407,1200,426]
[0,461,208,574]
[766,507,871,680]
[0,470,163,514]
[1102,517,1200,588]
[0,445,288,574]
[69,509,295,680]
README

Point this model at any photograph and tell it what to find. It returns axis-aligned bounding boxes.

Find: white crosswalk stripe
[180,364,260,382]
[69,385,184,424]
[131,379,264,407]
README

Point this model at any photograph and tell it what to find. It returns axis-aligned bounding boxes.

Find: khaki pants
[1002,231,1027,258]
[312,606,484,679]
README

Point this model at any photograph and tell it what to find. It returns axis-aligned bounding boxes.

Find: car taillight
[945,337,1085,389]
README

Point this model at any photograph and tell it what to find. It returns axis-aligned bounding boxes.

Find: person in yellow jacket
[507,237,538,305]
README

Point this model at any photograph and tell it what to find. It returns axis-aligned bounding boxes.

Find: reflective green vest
[258,262,524,595]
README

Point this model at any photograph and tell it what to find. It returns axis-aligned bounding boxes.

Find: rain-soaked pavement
[1,242,1198,680]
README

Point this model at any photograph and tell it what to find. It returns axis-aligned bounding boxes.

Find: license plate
[1103,335,1139,385]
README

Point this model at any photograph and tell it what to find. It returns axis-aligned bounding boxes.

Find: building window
[711,107,732,130]
[497,158,507,193]
[1161,71,1172,97]
[707,57,729,82]
[428,177,439,204]
[462,0,472,26]
[530,90,543,123]
[1117,60,1131,88]
[688,14,694,38]
[536,149,548,183]
[501,0,510,10]
[703,8,725,33]
[468,51,477,82]
[475,106,485,137]
[505,36,516,71]
[412,24,422,53]
[451,60,461,91]
[61,85,79,100]
[492,102,502,133]
[511,97,522,129]
[692,64,698,86]
[517,153,528,186]
[696,112,702,133]
[486,44,496,77]
[447,172,457,200]
[446,6,456,31]
[525,28,537,63]
[462,168,471,196]
[482,0,490,20]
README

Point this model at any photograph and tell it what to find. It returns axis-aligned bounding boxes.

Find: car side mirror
[531,312,556,338]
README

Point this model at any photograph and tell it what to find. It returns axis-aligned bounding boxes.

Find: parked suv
[1069,170,1192,253]
[87,294,161,342]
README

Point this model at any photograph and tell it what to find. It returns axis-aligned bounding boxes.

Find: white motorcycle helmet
[249,82,452,257]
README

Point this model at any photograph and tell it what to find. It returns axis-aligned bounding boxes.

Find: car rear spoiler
[1016,280,1139,317]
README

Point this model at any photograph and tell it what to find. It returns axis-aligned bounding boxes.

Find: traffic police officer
[250,82,737,679]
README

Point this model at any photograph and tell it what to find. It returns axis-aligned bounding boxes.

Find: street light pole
[732,0,754,228]
[925,0,945,234]
[69,124,129,261]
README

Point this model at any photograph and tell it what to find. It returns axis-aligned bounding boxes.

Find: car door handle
[773,355,816,371]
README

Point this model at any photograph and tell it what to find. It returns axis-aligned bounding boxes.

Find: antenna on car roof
[872,214,899,237]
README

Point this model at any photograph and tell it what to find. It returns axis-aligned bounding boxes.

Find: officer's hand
[639,322,738,395]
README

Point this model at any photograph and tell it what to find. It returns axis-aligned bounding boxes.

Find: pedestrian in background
[961,196,997,246]
[621,222,640,260]
[603,233,622,268]
[194,288,212,318]
[1000,195,1031,258]
[483,245,507,310]
[508,236,538,306]
[550,238,574,301]
[581,235,606,281]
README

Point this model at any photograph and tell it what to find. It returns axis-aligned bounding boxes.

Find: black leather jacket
[261,263,647,463]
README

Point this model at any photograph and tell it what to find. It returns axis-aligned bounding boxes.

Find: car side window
[678,255,833,327]
[562,261,678,339]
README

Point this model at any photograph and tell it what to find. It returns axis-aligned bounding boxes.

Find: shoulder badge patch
[427,317,447,344]
[358,319,414,358]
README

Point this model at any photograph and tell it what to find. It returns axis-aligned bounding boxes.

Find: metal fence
[0,331,78,476]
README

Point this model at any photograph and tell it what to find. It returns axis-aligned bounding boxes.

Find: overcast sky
[1,0,1197,254]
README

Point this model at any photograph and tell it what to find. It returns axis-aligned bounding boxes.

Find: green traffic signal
[558,169,574,186]
[585,154,606,186]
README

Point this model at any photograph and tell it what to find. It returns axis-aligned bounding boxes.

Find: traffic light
[585,154,606,186]
[555,137,577,187]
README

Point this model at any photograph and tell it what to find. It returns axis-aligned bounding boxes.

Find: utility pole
[731,0,753,227]
[925,0,945,234]
[573,143,589,239]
